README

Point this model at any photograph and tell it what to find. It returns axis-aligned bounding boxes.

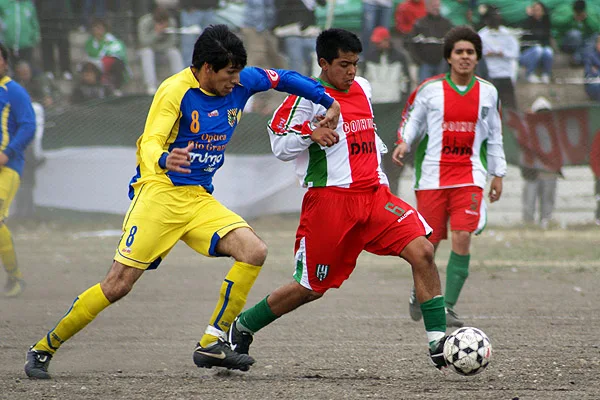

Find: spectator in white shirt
[478,5,520,109]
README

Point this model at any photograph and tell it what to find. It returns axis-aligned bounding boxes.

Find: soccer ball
[443,327,492,376]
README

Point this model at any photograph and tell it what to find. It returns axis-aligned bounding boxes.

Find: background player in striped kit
[24,25,341,379]
[228,28,450,370]
[393,26,507,328]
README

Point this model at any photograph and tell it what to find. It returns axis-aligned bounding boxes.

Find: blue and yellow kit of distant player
[0,76,36,219]
[114,67,333,270]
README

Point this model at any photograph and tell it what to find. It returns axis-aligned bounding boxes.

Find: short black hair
[443,26,482,60]
[0,42,7,63]
[192,24,247,72]
[481,4,501,26]
[573,0,586,13]
[316,28,362,64]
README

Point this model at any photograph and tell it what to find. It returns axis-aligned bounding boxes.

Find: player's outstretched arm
[165,143,194,173]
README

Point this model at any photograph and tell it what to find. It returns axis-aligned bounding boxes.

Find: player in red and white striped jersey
[231,28,451,370]
[393,26,507,327]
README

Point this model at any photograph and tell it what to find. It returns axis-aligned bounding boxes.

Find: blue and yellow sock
[33,283,111,354]
[199,261,261,348]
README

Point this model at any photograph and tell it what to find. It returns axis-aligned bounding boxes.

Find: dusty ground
[1,214,599,400]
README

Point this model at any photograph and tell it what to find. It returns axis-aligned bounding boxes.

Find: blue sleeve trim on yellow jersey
[158,152,169,169]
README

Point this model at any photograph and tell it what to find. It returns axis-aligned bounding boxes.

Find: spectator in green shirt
[552,0,600,65]
[0,0,40,66]
[84,18,129,96]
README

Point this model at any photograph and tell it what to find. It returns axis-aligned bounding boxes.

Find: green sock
[420,296,446,347]
[445,251,470,308]
[238,296,279,333]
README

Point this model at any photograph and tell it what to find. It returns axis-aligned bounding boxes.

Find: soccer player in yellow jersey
[25,24,340,379]
[0,42,37,298]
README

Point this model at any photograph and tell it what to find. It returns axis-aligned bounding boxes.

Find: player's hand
[311,127,339,147]
[489,176,503,203]
[166,143,193,173]
[392,142,409,166]
[0,152,8,166]
[318,100,341,129]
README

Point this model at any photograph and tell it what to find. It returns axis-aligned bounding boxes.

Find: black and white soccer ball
[443,327,492,376]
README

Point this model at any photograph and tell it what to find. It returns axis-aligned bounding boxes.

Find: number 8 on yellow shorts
[114,182,250,270]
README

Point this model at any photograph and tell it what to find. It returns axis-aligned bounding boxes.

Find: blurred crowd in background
[0,0,598,110]
[1,0,599,225]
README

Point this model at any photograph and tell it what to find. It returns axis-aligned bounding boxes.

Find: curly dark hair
[443,26,482,61]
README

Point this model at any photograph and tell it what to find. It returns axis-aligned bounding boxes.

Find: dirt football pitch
[1,213,599,400]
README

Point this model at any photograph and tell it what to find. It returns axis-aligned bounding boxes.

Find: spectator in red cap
[371,26,391,43]
[395,0,426,36]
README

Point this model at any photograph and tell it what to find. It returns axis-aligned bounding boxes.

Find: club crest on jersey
[227,108,238,127]
[316,264,329,281]
[481,106,489,119]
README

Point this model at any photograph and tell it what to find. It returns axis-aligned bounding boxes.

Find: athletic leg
[232,187,367,355]
[197,227,267,347]
[401,236,446,346]
[26,261,143,379]
[444,186,485,326]
[0,168,23,297]
[26,182,188,378]
[410,189,449,321]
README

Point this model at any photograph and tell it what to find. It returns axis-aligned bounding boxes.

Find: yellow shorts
[0,167,20,220]
[114,182,250,270]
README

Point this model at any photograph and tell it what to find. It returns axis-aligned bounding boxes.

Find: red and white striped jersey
[268,77,388,189]
[398,74,507,190]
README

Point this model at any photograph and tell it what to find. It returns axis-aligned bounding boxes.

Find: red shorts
[415,186,487,244]
[293,185,432,293]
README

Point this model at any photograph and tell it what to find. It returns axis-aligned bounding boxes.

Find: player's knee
[420,240,435,265]
[402,236,435,267]
[302,289,323,303]
[101,278,134,302]
[244,238,268,266]
[290,282,323,304]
